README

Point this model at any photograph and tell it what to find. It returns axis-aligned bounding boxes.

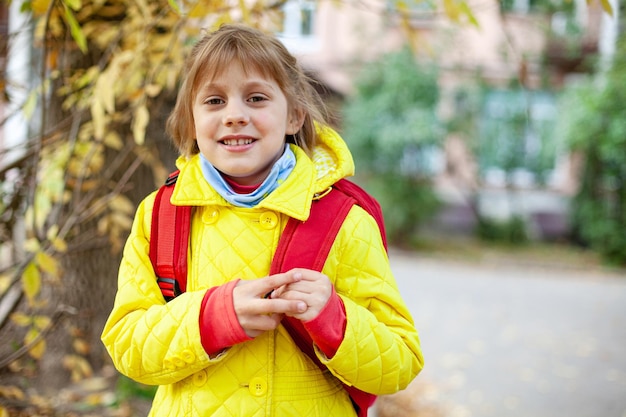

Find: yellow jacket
[101,127,423,416]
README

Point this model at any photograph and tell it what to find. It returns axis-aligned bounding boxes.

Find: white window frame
[277,0,319,54]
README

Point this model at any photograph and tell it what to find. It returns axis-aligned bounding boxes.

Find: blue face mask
[199,144,296,208]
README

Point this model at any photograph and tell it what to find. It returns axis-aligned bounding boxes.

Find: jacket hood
[310,124,355,191]
[170,125,354,221]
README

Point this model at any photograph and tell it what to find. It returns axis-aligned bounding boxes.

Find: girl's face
[192,62,302,186]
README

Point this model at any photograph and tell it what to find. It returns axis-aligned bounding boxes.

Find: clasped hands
[233,269,332,338]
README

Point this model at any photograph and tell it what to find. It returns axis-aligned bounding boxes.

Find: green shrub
[476,216,528,244]
[557,38,626,266]
[341,47,442,245]
[361,174,440,244]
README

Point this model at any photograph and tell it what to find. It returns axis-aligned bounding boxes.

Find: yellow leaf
[144,84,163,97]
[0,406,6,417]
[95,72,115,115]
[78,355,93,378]
[443,0,460,21]
[33,193,52,232]
[36,251,59,278]
[188,1,213,18]
[80,377,110,392]
[63,354,93,382]
[23,89,38,119]
[168,0,182,14]
[64,0,82,11]
[46,224,59,241]
[33,315,51,331]
[73,338,91,355]
[63,5,87,53]
[135,0,150,17]
[0,385,26,400]
[62,355,76,369]
[239,0,250,23]
[132,104,149,145]
[109,195,136,215]
[51,237,68,253]
[599,0,613,16]
[32,0,52,15]
[10,312,32,327]
[111,211,133,231]
[30,395,52,409]
[97,216,110,235]
[103,131,123,150]
[25,328,46,360]
[0,272,12,295]
[24,238,41,253]
[459,1,480,27]
[91,99,106,140]
[22,262,42,305]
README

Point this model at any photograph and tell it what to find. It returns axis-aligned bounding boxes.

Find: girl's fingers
[237,271,303,299]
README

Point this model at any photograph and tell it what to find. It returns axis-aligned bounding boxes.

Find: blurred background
[0,0,624,416]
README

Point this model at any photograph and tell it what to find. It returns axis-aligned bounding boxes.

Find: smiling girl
[102,24,423,417]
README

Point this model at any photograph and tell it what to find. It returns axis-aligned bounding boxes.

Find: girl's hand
[269,268,332,322]
[233,273,308,338]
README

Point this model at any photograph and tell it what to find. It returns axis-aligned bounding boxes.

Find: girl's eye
[249,95,267,103]
[205,97,224,105]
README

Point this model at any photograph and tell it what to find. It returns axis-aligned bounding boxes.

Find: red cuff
[302,287,346,358]
[199,279,252,356]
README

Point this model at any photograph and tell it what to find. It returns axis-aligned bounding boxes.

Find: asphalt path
[382,250,626,417]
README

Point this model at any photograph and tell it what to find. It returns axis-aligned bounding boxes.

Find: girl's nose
[223,101,249,127]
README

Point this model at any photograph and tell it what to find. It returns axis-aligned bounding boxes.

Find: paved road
[383,250,626,417]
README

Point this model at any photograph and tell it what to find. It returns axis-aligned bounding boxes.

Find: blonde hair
[166,24,328,158]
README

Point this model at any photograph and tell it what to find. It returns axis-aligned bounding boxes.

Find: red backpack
[149,171,388,417]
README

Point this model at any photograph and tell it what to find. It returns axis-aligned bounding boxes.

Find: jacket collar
[170,126,354,222]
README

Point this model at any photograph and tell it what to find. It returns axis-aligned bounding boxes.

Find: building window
[277,0,318,53]
[479,90,558,187]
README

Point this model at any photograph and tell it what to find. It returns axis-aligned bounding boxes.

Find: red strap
[150,171,191,300]
[334,178,387,251]
[270,187,355,275]
[271,186,377,417]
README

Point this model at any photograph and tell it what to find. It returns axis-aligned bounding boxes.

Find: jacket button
[181,349,196,364]
[259,212,278,229]
[248,377,267,397]
[203,208,220,224]
[193,370,207,387]
[163,358,176,371]
[172,356,186,368]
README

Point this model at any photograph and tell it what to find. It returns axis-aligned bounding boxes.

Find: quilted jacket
[101,126,423,416]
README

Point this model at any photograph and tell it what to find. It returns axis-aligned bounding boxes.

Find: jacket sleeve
[316,205,424,395]
[101,193,219,385]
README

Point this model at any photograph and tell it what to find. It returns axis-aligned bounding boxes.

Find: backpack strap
[271,184,377,417]
[149,171,192,301]
[269,186,356,274]
[334,178,387,251]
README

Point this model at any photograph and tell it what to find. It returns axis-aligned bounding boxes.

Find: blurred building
[276,0,616,241]
[0,0,618,241]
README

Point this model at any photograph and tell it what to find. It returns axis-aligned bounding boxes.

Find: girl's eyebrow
[199,78,277,93]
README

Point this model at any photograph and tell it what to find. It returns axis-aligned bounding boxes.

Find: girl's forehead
[198,58,275,86]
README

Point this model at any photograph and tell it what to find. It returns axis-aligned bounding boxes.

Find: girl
[101,24,423,416]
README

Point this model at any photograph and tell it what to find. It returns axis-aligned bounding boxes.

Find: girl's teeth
[224,138,253,145]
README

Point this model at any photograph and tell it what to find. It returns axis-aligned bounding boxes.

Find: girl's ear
[286,108,306,135]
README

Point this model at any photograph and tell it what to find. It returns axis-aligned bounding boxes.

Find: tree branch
[0,304,78,370]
